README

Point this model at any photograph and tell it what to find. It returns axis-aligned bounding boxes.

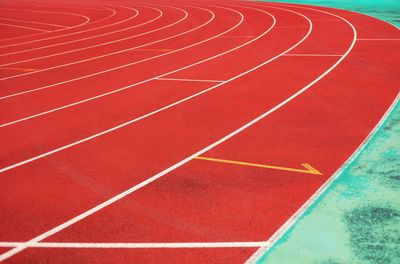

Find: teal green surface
[255,1,400,264]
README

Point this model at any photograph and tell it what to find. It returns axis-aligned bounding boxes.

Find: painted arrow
[194,156,322,175]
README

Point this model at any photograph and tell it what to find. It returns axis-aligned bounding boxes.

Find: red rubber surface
[0,0,399,263]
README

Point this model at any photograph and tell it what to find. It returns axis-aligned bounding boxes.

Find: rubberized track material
[0,0,398,263]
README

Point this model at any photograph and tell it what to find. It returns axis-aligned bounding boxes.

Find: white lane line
[0,7,116,44]
[0,17,67,28]
[0,6,142,59]
[0,241,266,248]
[283,53,342,56]
[0,5,187,79]
[243,3,358,264]
[0,5,307,260]
[0,5,245,127]
[0,7,90,29]
[0,5,115,43]
[0,22,50,32]
[357,38,400,40]
[0,5,138,49]
[0,5,211,99]
[155,77,224,82]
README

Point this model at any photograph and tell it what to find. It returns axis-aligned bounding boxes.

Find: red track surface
[0,0,399,263]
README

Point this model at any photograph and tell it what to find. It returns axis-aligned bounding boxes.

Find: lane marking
[0,6,157,64]
[0,5,309,261]
[283,53,342,57]
[0,5,189,78]
[155,77,224,83]
[194,156,323,175]
[244,3,358,264]
[0,67,38,72]
[0,7,90,31]
[0,5,135,49]
[0,241,266,248]
[0,22,50,32]
[0,17,67,28]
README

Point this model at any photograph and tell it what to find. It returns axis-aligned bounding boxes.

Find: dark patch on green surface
[382,119,400,132]
[373,156,400,189]
[313,260,343,264]
[344,206,400,264]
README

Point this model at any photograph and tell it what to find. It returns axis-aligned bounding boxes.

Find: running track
[0,0,399,263]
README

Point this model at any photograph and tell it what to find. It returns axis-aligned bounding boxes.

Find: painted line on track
[0,5,114,44]
[0,241,266,249]
[0,22,50,32]
[0,5,134,49]
[0,7,91,31]
[194,156,323,175]
[0,6,144,60]
[0,17,68,28]
[0,6,149,63]
[0,5,190,79]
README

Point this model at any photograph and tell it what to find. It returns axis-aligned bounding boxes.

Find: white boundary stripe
[0,6,144,60]
[0,5,133,49]
[0,7,90,29]
[0,5,307,261]
[283,53,342,56]
[0,6,150,62]
[0,22,50,32]
[243,3,359,264]
[155,77,224,82]
[0,17,67,28]
[0,241,266,249]
[0,5,111,44]
[0,5,189,79]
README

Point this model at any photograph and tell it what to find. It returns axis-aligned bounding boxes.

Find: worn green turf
[255,1,400,264]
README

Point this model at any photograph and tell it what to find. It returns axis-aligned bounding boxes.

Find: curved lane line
[0,17,67,28]
[0,6,139,57]
[0,22,50,32]
[0,5,207,98]
[0,6,188,79]
[0,5,305,261]
[0,5,116,43]
[0,5,141,49]
[0,7,184,72]
[0,6,143,59]
[0,7,90,29]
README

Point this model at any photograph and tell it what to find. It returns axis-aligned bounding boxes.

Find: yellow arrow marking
[134,49,173,52]
[194,156,322,175]
[0,67,38,72]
